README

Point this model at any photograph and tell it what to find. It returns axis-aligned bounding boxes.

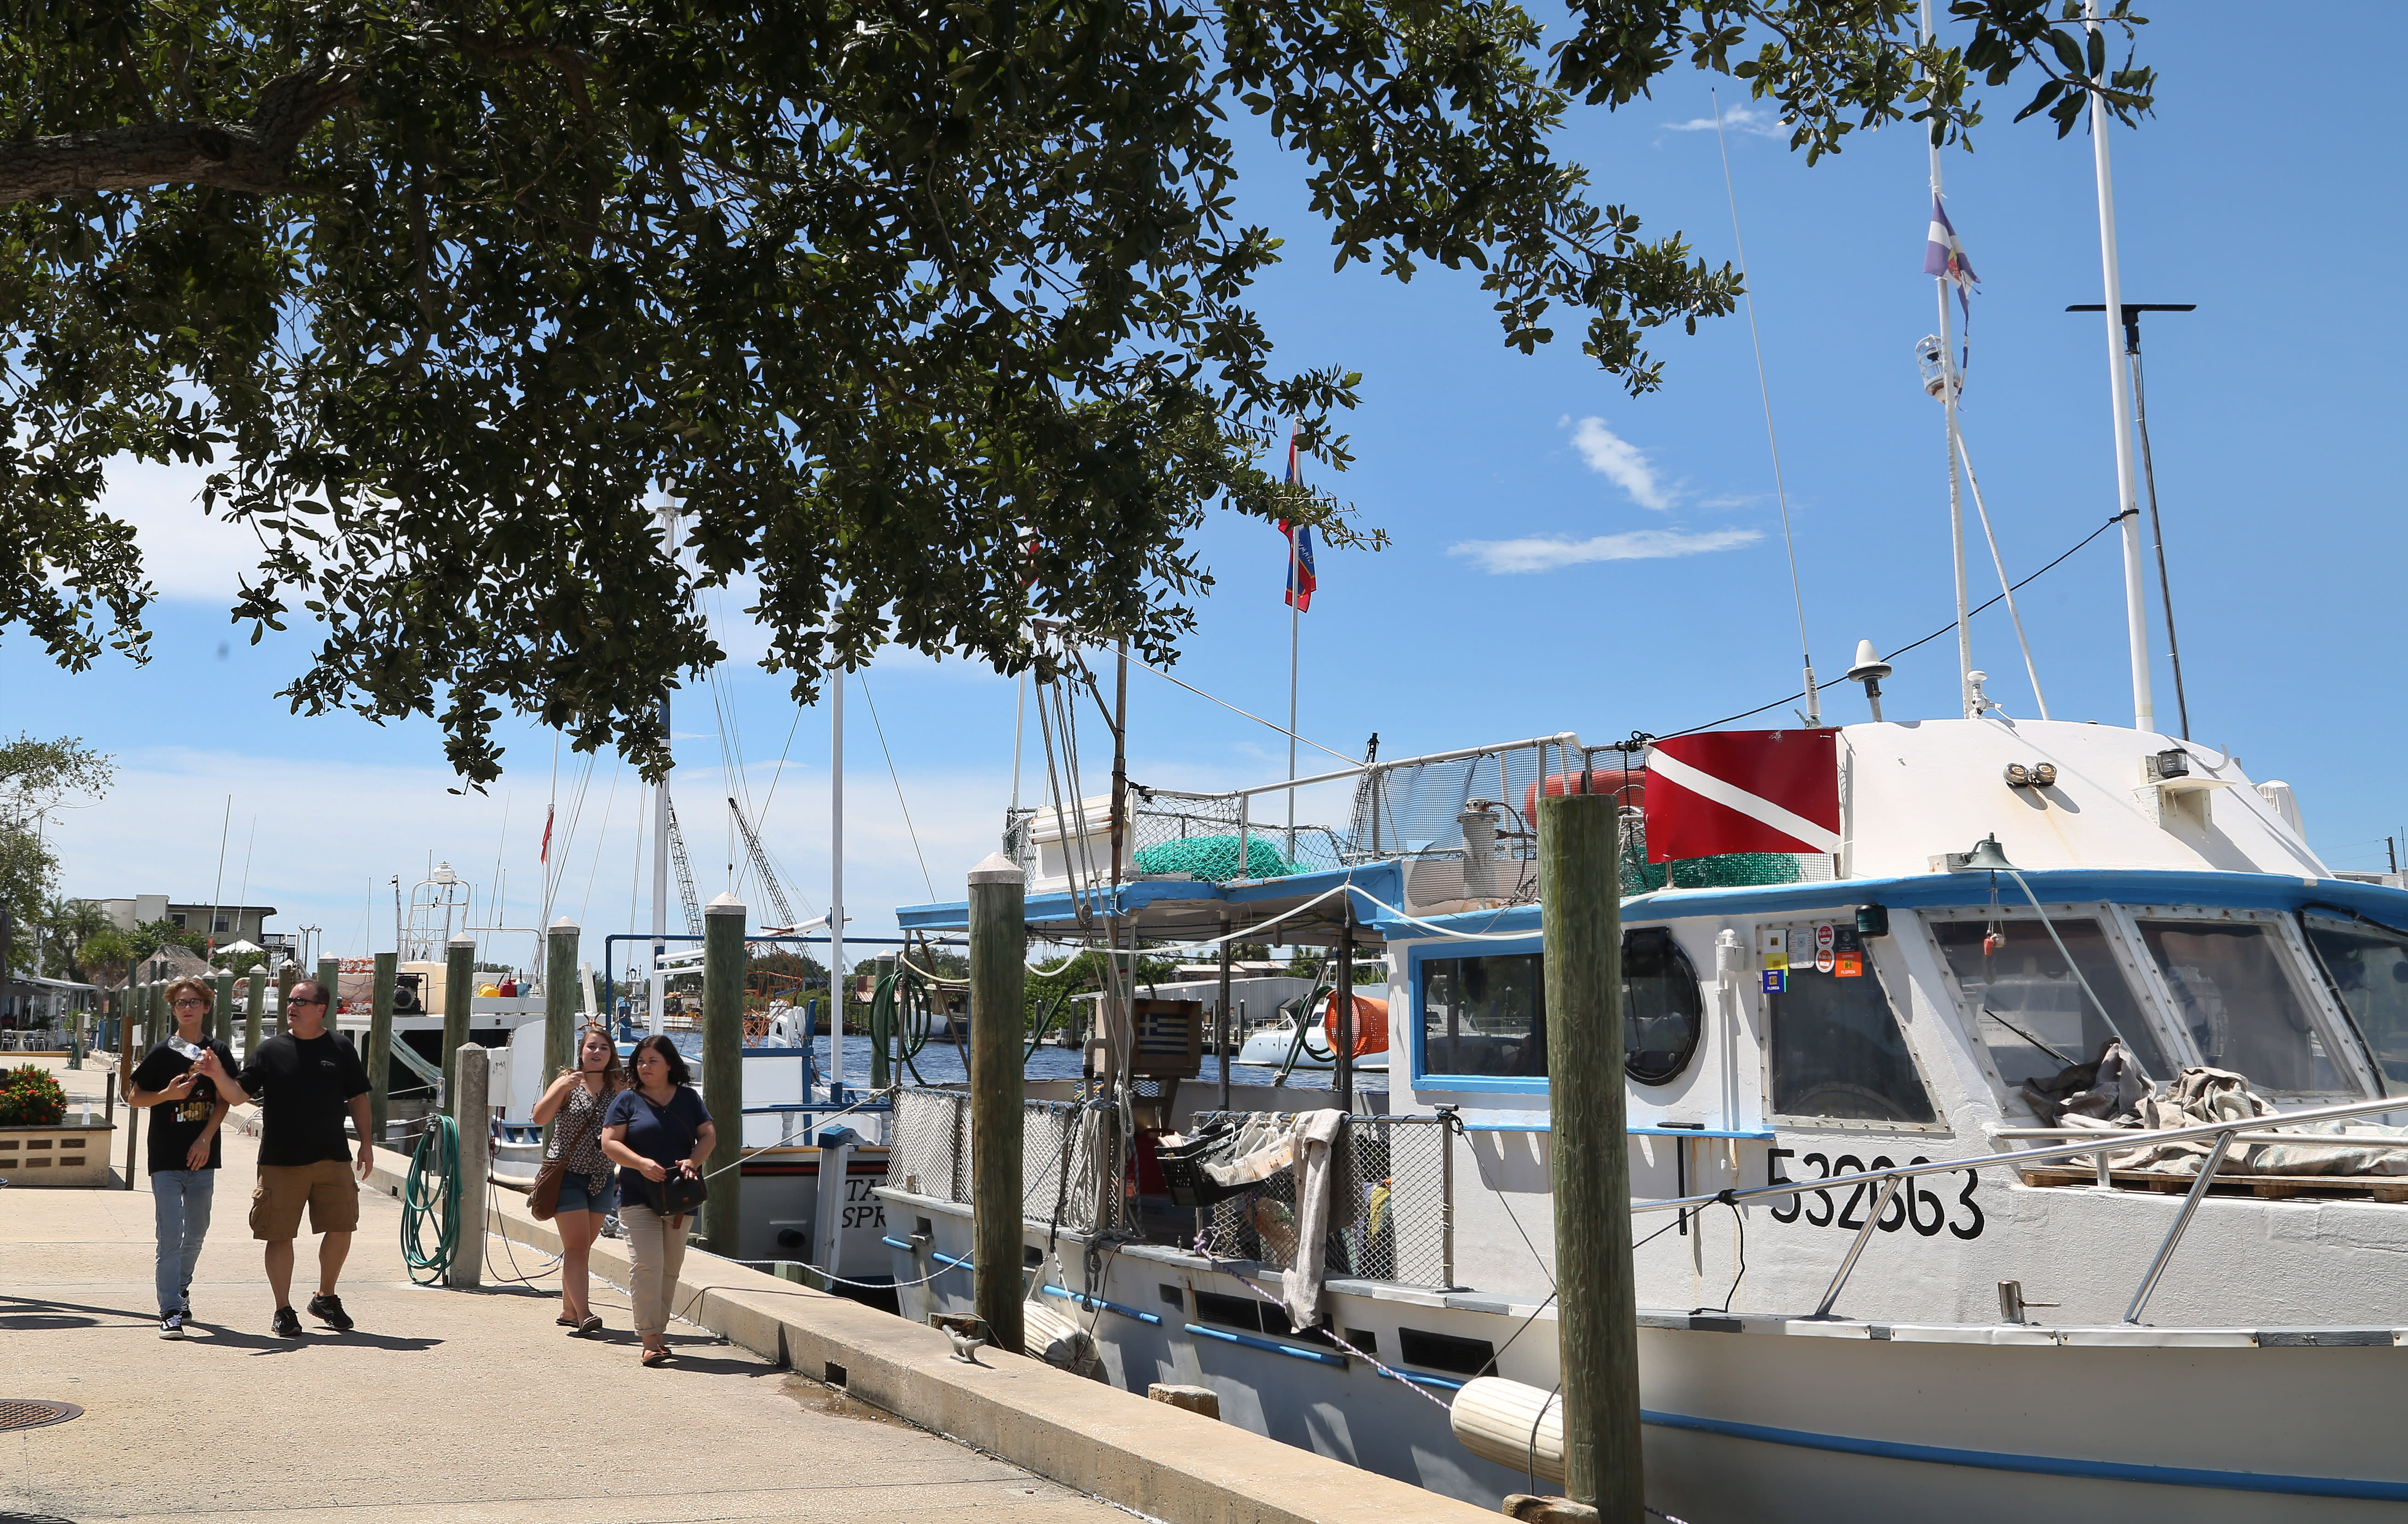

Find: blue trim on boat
[1641,1409,2408,1501]
[1184,1322,1349,1368]
[1039,1283,1163,1325]
[897,863,1407,934]
[882,1236,972,1271]
[1398,1371,1465,1392]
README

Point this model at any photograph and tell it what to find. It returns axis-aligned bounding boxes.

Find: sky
[9,4,2406,976]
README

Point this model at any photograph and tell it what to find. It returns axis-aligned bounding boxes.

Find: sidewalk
[0,1057,1121,1524]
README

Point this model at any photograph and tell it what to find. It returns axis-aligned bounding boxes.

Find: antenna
[2069,301,2196,737]
[1712,91,1821,726]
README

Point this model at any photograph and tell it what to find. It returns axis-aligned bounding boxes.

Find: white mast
[828,671,846,1094]
[649,502,676,1035]
[2087,0,2153,733]
[1924,1,1974,719]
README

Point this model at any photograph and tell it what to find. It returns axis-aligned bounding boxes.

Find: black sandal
[641,1348,671,1367]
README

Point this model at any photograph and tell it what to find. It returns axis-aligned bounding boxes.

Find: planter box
[0,1121,116,1187]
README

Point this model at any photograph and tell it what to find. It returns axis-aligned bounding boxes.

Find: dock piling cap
[968,852,1025,887]
[706,892,746,915]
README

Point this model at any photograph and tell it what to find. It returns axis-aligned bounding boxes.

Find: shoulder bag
[528,1086,603,1222]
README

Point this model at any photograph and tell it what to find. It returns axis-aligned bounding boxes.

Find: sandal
[555,1316,581,1328]
[577,1314,604,1335]
[641,1348,671,1367]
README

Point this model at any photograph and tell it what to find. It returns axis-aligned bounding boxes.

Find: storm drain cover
[0,1399,81,1433]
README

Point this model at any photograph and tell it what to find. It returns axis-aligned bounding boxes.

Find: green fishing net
[1620,843,1803,894]
[1133,834,1303,882]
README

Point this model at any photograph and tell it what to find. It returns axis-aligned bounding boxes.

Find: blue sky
[10,4,2406,970]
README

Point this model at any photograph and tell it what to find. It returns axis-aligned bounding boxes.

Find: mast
[829,671,846,1094]
[1924,1,1974,719]
[2087,0,2154,733]
[649,502,675,1035]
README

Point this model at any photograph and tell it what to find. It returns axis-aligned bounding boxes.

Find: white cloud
[100,458,269,602]
[1662,103,1786,138]
[1566,417,1672,509]
[1447,528,1762,575]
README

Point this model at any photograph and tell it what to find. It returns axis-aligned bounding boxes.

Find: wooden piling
[442,935,475,1118]
[274,963,296,1038]
[316,956,340,1036]
[1538,792,1642,1520]
[446,1043,491,1289]
[369,952,397,1145]
[245,967,266,1057]
[968,851,1027,1356]
[701,894,746,1258]
[543,918,580,1148]
[213,970,235,1050]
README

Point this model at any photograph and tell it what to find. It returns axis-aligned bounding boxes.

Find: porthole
[1624,927,1703,1085]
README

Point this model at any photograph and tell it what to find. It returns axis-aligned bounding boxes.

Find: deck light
[2154,748,2189,779]
[2003,763,2032,788]
[1855,904,1890,938]
[2031,763,2058,787]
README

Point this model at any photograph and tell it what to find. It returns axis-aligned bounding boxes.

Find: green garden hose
[401,1115,461,1285]
[867,969,934,1088]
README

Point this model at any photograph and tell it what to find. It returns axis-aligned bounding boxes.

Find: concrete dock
[2,1055,1497,1524]
[0,1056,1119,1524]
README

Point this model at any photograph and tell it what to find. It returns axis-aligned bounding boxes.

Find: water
[663,1029,1382,1092]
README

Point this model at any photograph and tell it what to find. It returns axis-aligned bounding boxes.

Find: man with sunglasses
[127,978,236,1339]
[196,978,373,1337]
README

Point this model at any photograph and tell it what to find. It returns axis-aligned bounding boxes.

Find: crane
[728,796,799,932]
[662,794,704,936]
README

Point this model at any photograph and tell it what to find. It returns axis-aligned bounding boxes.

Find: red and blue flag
[1278,433,1316,613]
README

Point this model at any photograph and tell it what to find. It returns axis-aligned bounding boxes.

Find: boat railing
[1632,1091,2408,1325]
[1190,1113,1457,1291]
[886,1087,1113,1234]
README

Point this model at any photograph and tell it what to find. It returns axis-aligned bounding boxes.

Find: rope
[402,1116,461,1285]
[1189,1223,1457,1416]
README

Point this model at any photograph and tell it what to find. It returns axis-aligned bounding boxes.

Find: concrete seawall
[369,1156,1496,1524]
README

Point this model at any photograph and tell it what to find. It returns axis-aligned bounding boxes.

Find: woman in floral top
[532,1023,625,1334]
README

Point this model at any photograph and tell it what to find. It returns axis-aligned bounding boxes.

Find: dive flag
[1278,433,1316,613]
[1642,729,1841,862]
[539,805,554,864]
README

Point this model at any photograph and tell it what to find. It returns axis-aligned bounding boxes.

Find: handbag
[646,1167,710,1218]
[528,1089,603,1223]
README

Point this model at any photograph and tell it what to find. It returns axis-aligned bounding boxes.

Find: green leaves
[0,0,2150,783]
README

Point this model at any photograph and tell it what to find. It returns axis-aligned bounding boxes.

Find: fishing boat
[872,44,2407,1522]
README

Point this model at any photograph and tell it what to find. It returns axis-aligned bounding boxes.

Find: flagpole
[2086,0,2155,734]
[1287,598,1299,858]
[1924,1,1974,721]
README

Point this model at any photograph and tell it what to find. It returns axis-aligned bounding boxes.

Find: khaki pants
[619,1203,690,1338]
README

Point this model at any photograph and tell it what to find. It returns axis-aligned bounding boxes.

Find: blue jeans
[152,1170,216,1314]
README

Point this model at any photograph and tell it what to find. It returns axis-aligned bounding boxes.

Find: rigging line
[575,759,622,927]
[540,731,562,927]
[1957,433,2050,719]
[856,674,935,901]
[1714,89,1820,726]
[1654,509,2129,740]
[546,753,598,909]
[1125,655,1363,768]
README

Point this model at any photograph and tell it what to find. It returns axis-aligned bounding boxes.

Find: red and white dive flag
[1643,729,1840,862]
[539,805,555,864]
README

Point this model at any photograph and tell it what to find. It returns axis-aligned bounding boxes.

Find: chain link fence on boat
[888,1087,1112,1234]
[1195,1114,1454,1290]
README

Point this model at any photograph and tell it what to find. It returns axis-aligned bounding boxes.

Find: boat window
[1769,938,1936,1123]
[1623,928,1703,1086]
[1930,917,2170,1089]
[2135,920,2343,1093]
[1421,951,1546,1077]
[2300,914,2408,1092]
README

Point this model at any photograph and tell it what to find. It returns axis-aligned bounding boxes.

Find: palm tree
[44,898,112,980]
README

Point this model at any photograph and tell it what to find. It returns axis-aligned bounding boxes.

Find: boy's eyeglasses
[171,998,210,1009]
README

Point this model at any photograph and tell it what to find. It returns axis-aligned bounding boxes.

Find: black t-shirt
[130,1037,239,1175]
[237,1031,371,1167]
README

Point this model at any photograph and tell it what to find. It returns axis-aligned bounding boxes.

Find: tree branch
[0,60,355,205]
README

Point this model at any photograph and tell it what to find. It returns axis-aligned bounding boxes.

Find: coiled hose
[401,1115,461,1285]
[866,968,936,1087]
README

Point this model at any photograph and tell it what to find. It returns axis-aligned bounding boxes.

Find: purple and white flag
[1924,194,1978,293]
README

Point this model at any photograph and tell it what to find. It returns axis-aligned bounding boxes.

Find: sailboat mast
[2086,0,2155,733]
[829,671,846,1094]
[649,503,675,1035]
[1924,2,1974,719]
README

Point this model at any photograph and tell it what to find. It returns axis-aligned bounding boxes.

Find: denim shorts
[555,1173,611,1216]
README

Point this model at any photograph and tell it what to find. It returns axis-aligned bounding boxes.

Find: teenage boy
[194,979,373,1337]
[126,978,236,1339]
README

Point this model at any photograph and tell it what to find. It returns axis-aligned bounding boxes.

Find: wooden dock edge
[368,1158,1495,1524]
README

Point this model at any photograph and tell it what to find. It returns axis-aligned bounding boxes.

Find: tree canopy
[0,735,114,944]
[0,0,2150,783]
